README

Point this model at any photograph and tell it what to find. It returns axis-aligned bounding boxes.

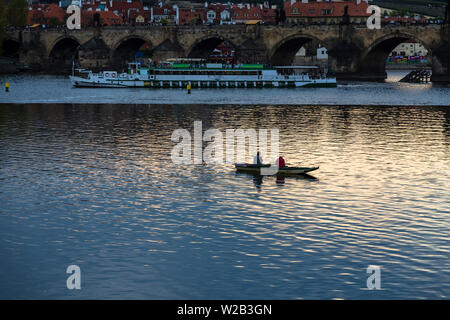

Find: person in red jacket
[277,156,286,168]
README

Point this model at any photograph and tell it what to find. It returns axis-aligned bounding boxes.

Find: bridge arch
[187,36,237,59]
[359,32,434,81]
[111,36,153,67]
[2,38,21,59]
[48,35,81,57]
[270,34,329,66]
[48,36,81,70]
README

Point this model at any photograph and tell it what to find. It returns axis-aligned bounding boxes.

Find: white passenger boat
[70,59,337,88]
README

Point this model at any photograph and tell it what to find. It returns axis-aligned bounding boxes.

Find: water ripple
[0,103,449,299]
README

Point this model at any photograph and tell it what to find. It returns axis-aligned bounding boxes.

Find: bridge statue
[342,5,350,25]
[446,0,450,23]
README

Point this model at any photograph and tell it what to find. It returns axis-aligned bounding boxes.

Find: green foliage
[48,17,63,26]
[373,0,447,17]
[0,1,7,55]
[7,0,28,27]
[392,8,410,17]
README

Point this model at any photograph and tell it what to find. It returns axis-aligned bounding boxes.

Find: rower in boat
[254,152,263,165]
[277,156,286,168]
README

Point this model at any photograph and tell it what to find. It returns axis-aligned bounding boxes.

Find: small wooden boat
[235,163,319,175]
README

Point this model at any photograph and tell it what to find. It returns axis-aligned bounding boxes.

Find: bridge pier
[151,39,184,63]
[78,37,110,71]
[430,22,450,83]
[431,45,450,83]
[327,41,366,81]
[19,31,48,72]
[235,39,268,64]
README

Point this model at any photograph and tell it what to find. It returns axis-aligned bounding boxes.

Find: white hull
[70,66,337,88]
[70,76,337,88]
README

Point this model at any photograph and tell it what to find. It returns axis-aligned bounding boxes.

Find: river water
[0,72,449,299]
[1,71,450,105]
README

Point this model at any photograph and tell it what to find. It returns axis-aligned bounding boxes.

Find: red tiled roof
[261,7,277,23]
[179,8,205,25]
[230,5,276,23]
[28,10,46,25]
[152,4,176,16]
[28,4,66,25]
[81,9,123,26]
[208,4,230,13]
[232,6,262,21]
[109,1,143,12]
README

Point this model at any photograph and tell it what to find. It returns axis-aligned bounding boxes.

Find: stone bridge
[4,23,450,82]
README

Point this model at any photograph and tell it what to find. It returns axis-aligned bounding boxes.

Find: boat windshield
[74,68,91,79]
[127,62,141,74]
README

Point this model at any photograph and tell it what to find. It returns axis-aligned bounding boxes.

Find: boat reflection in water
[235,163,319,190]
[236,171,318,190]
